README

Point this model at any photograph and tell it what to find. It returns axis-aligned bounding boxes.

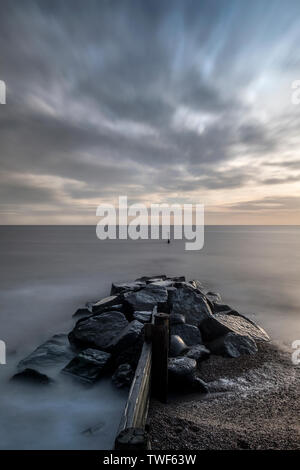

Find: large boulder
[110,281,146,296]
[169,335,189,357]
[18,334,75,372]
[123,284,168,313]
[169,285,212,326]
[90,295,123,314]
[168,357,208,393]
[112,363,134,388]
[68,311,128,350]
[108,320,144,355]
[135,275,167,283]
[208,332,258,358]
[170,323,202,346]
[185,344,210,362]
[62,348,111,383]
[200,313,269,343]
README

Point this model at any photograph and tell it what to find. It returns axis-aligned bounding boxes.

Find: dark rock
[108,320,144,355]
[170,276,186,282]
[168,356,197,379]
[200,315,230,342]
[110,281,146,296]
[133,311,152,323]
[209,332,258,358]
[169,285,212,326]
[62,348,111,383]
[18,334,75,372]
[170,323,202,346]
[123,284,168,313]
[168,357,208,393]
[169,313,185,325]
[200,312,269,343]
[149,280,174,288]
[113,340,144,369]
[169,335,189,357]
[185,344,210,361]
[68,311,128,350]
[12,368,52,385]
[211,303,238,314]
[91,295,122,314]
[112,363,134,388]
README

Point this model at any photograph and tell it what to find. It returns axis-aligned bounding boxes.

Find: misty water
[0,225,300,449]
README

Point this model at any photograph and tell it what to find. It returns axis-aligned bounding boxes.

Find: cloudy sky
[1,0,300,224]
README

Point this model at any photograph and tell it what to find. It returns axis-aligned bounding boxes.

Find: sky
[0,0,300,224]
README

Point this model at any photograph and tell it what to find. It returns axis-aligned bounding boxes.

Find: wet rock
[62,348,111,383]
[12,368,52,385]
[108,320,144,355]
[170,335,189,357]
[133,311,152,323]
[185,344,210,362]
[170,323,202,346]
[169,285,212,326]
[18,334,75,371]
[68,311,128,351]
[210,303,239,314]
[209,332,258,358]
[110,281,146,296]
[169,313,185,325]
[112,363,134,388]
[124,284,168,313]
[200,315,230,342]
[149,280,174,288]
[90,295,122,314]
[168,357,208,393]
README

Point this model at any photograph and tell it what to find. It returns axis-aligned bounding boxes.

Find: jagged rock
[169,284,212,326]
[112,363,134,388]
[169,335,189,357]
[168,357,208,393]
[200,312,269,343]
[123,284,168,313]
[110,281,146,296]
[210,303,238,314]
[68,311,128,350]
[149,280,174,288]
[18,334,75,372]
[185,344,210,361]
[170,276,186,282]
[108,320,144,355]
[90,295,122,314]
[169,313,185,325]
[170,323,202,346]
[12,368,52,385]
[133,311,152,323]
[208,332,258,358]
[62,348,111,383]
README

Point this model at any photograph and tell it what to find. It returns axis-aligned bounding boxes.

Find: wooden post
[151,312,169,403]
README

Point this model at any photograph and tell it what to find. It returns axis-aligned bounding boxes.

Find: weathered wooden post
[151,312,169,403]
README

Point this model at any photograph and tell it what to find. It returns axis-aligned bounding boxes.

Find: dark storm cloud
[0,0,300,220]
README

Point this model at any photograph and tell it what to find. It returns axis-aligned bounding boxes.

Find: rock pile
[13,275,270,393]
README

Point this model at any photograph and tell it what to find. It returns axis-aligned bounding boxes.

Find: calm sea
[0,225,299,449]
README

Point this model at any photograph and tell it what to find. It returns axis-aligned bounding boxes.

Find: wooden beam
[151,312,169,403]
